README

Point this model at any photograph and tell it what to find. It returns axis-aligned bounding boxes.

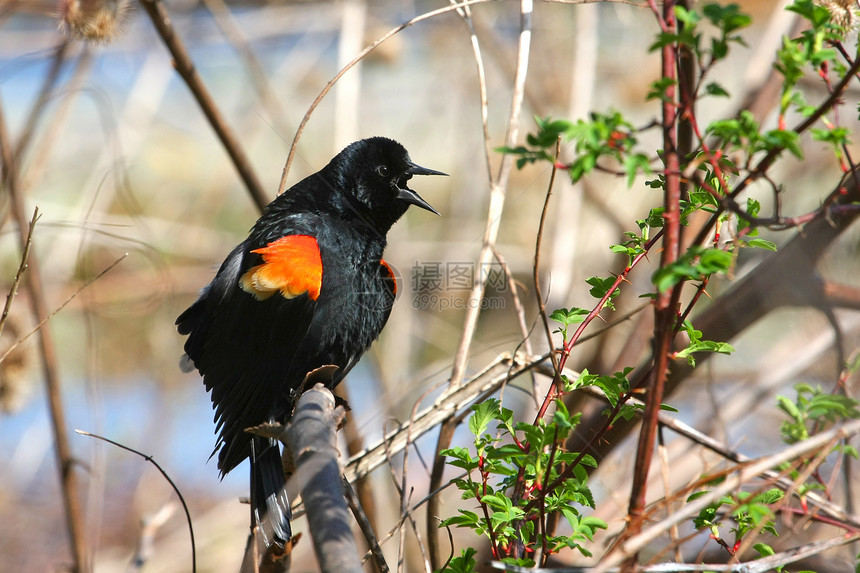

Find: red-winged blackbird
[176,137,444,548]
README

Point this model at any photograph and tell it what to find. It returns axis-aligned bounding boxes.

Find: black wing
[177,239,318,474]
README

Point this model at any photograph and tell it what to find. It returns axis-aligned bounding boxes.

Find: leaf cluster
[690,487,784,554]
[777,384,860,445]
[439,398,607,567]
[467,0,860,568]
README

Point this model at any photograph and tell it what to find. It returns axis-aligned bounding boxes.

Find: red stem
[625,0,682,555]
[533,229,664,423]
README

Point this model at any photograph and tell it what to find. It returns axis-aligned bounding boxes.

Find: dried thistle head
[816,0,858,29]
[58,0,132,43]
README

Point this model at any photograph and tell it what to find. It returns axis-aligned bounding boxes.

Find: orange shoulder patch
[380,259,397,296]
[240,235,322,301]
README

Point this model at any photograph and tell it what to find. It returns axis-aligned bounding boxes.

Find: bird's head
[331,137,445,230]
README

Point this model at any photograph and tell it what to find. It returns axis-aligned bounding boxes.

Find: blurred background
[0,0,858,571]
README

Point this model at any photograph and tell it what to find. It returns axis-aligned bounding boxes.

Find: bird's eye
[376,165,390,177]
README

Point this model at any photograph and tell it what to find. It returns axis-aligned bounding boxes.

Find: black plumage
[176,137,443,547]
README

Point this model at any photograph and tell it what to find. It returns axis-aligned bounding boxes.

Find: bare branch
[595,418,860,572]
[137,0,269,210]
[283,384,362,573]
[341,475,389,573]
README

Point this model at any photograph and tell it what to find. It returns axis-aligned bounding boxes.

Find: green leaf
[436,547,478,573]
[550,307,589,326]
[586,276,620,306]
[812,126,850,145]
[753,488,784,505]
[528,116,575,148]
[442,446,479,471]
[687,490,711,502]
[745,238,777,251]
[763,128,803,159]
[652,247,732,292]
[469,399,501,437]
[674,5,702,27]
[647,77,678,102]
[675,339,735,366]
[439,510,481,529]
[703,2,752,32]
[752,543,782,572]
[705,82,730,97]
[787,0,833,27]
[480,493,511,512]
[623,153,652,187]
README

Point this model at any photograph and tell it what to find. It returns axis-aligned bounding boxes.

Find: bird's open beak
[397,161,446,215]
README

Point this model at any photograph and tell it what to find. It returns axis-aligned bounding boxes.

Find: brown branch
[283,384,362,573]
[137,0,269,211]
[0,87,87,573]
[341,476,389,573]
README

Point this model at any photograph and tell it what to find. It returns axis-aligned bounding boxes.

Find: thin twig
[360,470,467,564]
[448,0,533,391]
[533,138,563,375]
[341,476,389,573]
[127,503,177,573]
[343,352,539,484]
[0,254,128,366]
[380,416,430,573]
[0,206,39,342]
[493,530,860,571]
[76,430,196,573]
[404,386,434,572]
[730,432,841,564]
[279,0,499,191]
[451,0,494,182]
[653,412,860,529]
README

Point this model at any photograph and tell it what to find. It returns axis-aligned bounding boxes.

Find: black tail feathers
[250,437,292,547]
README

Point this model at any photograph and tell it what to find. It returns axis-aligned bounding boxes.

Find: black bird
[176,137,444,548]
